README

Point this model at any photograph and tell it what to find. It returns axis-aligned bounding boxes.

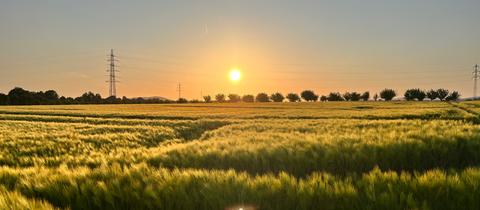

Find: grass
[0,101,479,209]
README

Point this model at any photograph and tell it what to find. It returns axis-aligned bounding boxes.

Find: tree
[105,96,121,104]
[380,89,396,101]
[343,92,352,101]
[203,95,212,103]
[327,92,344,101]
[437,89,449,101]
[427,89,438,101]
[373,93,379,101]
[215,94,226,102]
[416,90,426,101]
[361,91,370,101]
[190,99,201,103]
[286,93,300,102]
[44,90,59,101]
[320,95,327,102]
[256,93,270,102]
[228,94,241,102]
[242,95,255,103]
[404,89,416,101]
[350,92,361,101]
[75,92,102,104]
[405,89,426,101]
[8,87,33,105]
[177,98,188,103]
[270,92,285,102]
[0,93,8,105]
[446,91,460,101]
[301,90,318,102]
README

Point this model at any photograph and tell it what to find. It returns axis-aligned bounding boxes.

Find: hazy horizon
[1,0,479,99]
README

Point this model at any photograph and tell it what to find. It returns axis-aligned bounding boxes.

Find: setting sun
[229,69,241,82]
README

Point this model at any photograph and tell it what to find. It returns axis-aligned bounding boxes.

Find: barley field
[1,101,480,210]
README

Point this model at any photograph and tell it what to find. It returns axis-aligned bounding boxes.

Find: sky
[1,0,479,99]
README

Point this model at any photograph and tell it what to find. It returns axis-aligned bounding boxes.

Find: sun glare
[229,69,241,82]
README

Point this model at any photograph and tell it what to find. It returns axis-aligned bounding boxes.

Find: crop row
[148,119,480,176]
[2,119,480,176]
[0,165,480,210]
[0,102,470,120]
[0,120,228,167]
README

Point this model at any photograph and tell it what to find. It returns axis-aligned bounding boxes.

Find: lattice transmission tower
[107,49,119,97]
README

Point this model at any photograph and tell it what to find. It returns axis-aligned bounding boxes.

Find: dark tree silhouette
[350,92,361,101]
[0,86,461,105]
[44,90,59,101]
[446,91,460,101]
[203,95,212,103]
[404,89,416,101]
[105,96,121,104]
[189,99,201,103]
[404,89,426,101]
[427,89,438,101]
[286,93,300,102]
[416,90,426,101]
[343,92,352,101]
[437,89,449,101]
[8,87,32,105]
[256,93,270,102]
[270,92,285,102]
[242,95,255,103]
[373,93,379,101]
[301,90,318,102]
[177,98,188,103]
[380,89,396,101]
[76,92,102,104]
[320,95,327,102]
[327,92,344,101]
[0,93,8,105]
[361,91,370,101]
[228,94,241,102]
[215,94,226,102]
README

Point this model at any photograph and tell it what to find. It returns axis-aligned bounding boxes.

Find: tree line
[0,87,172,105]
[203,88,460,103]
[0,87,461,105]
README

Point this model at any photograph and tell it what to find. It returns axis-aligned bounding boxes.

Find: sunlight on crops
[0,101,479,209]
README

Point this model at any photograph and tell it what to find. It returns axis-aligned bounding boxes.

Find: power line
[107,49,119,97]
[473,64,478,99]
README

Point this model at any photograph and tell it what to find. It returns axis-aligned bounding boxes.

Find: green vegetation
[0,101,479,209]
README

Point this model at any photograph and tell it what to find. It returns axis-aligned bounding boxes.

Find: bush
[380,89,396,101]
